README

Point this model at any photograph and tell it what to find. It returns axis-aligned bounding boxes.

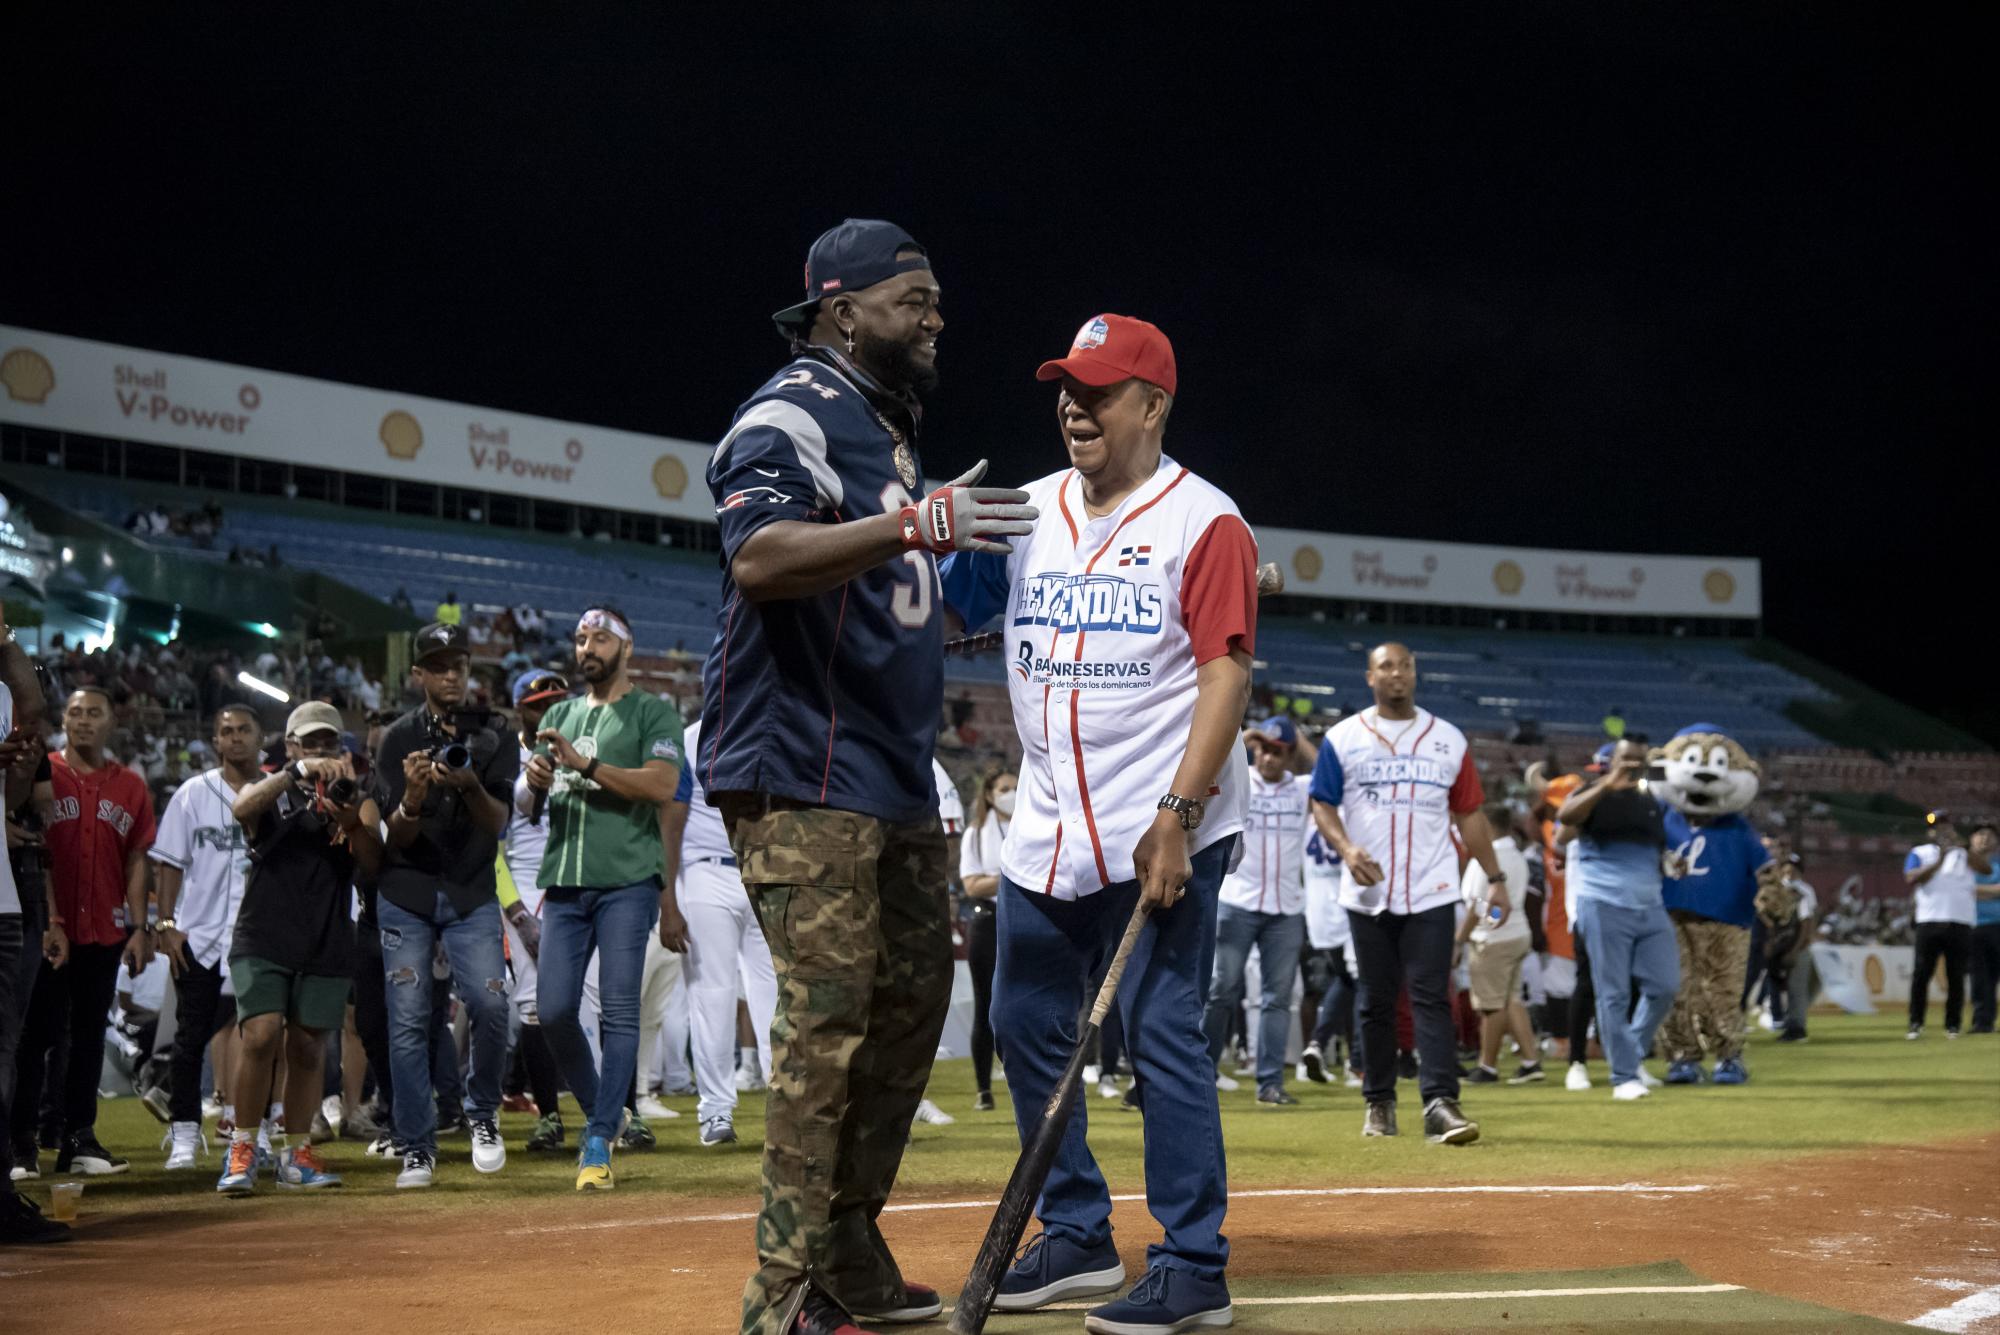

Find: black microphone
[530,786,548,826]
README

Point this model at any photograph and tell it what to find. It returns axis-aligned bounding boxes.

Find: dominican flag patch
[1117,545,1152,567]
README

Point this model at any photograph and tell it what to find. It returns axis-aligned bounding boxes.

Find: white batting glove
[898,460,1038,555]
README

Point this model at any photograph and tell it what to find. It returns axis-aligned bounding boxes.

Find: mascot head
[1649,723,1760,819]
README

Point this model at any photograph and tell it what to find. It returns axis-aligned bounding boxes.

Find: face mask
[993,790,1016,817]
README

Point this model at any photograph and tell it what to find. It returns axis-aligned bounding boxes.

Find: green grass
[26,1011,2000,1220]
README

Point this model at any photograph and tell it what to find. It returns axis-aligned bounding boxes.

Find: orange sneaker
[216,1139,257,1194]
[278,1142,343,1190]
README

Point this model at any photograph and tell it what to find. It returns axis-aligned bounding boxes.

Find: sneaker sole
[855,1299,945,1323]
[1301,1051,1327,1083]
[993,1263,1127,1312]
[1083,1303,1233,1334]
[395,1177,434,1189]
[473,1154,507,1174]
[64,1159,129,1176]
[217,1180,255,1195]
[1427,1124,1480,1146]
[276,1179,343,1190]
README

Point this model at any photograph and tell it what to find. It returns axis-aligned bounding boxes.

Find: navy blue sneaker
[1085,1266,1232,1334]
[993,1230,1125,1313]
[1711,1057,1749,1085]
[1664,1060,1705,1085]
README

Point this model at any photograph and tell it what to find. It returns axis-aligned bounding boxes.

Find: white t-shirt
[505,740,550,909]
[1220,769,1310,916]
[1791,877,1818,922]
[1462,835,1532,946]
[0,683,17,915]
[1303,827,1348,950]
[148,768,253,968]
[960,809,1007,883]
[934,760,965,838]
[1906,845,1976,925]
[675,718,735,868]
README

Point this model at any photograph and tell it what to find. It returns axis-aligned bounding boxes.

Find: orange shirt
[1538,773,1582,959]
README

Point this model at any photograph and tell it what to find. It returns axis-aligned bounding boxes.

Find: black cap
[413,621,469,665]
[772,219,932,335]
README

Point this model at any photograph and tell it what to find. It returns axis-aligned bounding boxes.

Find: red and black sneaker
[793,1286,879,1335]
[855,1282,943,1324]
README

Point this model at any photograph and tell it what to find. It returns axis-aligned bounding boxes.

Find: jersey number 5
[880,483,936,628]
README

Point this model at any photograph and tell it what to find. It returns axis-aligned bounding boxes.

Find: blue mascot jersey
[1662,809,1770,927]
[698,350,944,825]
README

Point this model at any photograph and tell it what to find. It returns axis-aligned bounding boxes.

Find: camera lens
[441,743,471,770]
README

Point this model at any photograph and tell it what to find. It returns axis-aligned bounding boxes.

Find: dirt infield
[6,1133,1994,1334]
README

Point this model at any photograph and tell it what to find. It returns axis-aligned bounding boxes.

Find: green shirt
[537,689,685,890]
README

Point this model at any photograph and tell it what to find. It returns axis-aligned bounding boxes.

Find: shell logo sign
[652,454,689,501]
[1492,559,1524,596]
[380,410,423,460]
[1703,568,1736,603]
[0,347,55,404]
[1291,545,1323,582]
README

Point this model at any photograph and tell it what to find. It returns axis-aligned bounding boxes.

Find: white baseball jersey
[1462,835,1532,946]
[676,719,737,873]
[934,759,965,838]
[1309,706,1483,917]
[0,684,18,915]
[1303,825,1348,949]
[1220,768,1310,915]
[940,456,1259,900]
[148,768,251,968]
[506,740,549,912]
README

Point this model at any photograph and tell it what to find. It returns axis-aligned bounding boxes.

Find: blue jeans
[993,837,1236,1280]
[1203,906,1306,1091]
[1575,898,1681,1085]
[537,879,659,1142]
[378,893,510,1155]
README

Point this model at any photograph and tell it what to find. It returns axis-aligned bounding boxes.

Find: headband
[577,609,632,643]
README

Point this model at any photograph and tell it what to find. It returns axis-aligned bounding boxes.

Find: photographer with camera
[370,622,518,1189]
[219,702,382,1194]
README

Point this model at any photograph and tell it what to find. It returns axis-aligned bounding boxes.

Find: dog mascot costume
[1650,723,1783,1084]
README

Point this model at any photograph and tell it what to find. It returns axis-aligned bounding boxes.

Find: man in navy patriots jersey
[701,219,1037,1335]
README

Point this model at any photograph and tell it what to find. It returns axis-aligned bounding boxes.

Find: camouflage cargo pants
[722,797,953,1334]
[1658,912,1752,1063]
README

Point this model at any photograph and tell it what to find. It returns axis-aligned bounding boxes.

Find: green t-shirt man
[536,690,684,889]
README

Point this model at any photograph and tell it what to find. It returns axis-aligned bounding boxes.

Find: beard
[577,642,626,683]
[857,329,940,398]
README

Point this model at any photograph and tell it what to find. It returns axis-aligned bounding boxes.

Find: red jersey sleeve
[1448,749,1484,814]
[1181,513,1258,665]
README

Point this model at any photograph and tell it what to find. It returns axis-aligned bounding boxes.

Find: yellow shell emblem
[1292,545,1323,582]
[1703,568,1735,603]
[380,410,423,460]
[1492,560,1524,595]
[0,347,55,404]
[652,454,689,500]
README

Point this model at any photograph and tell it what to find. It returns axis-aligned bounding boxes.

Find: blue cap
[1588,742,1615,772]
[1673,722,1724,738]
[1255,716,1298,747]
[512,668,569,707]
[772,219,932,334]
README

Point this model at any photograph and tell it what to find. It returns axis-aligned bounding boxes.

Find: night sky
[5,8,1988,738]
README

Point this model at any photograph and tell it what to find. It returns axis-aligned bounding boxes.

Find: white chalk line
[502,1181,1712,1236]
[1910,1284,2000,1333]
[1015,1281,1745,1311]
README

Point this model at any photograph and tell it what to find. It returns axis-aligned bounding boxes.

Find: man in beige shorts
[1456,802,1543,1085]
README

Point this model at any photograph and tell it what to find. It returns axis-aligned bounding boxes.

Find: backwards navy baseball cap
[511,668,569,708]
[772,219,932,335]
[1254,716,1299,748]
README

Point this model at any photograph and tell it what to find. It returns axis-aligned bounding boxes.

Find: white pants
[582,933,689,1094]
[682,858,777,1123]
[502,901,542,1021]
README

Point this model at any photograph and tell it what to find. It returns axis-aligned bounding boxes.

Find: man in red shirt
[9,688,155,1176]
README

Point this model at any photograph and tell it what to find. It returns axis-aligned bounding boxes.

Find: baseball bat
[943,630,1003,657]
[946,900,1152,1335]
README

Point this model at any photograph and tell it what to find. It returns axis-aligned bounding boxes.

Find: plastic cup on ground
[49,1181,82,1221]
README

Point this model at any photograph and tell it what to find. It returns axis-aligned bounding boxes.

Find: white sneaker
[1565,1063,1592,1091]
[202,1093,225,1122]
[365,1135,400,1158]
[1082,1064,1102,1086]
[699,1116,737,1147]
[10,1162,36,1182]
[913,1098,955,1127]
[1098,1076,1120,1099]
[396,1151,436,1188]
[319,1095,344,1139]
[732,1068,767,1093]
[1638,1067,1663,1089]
[1343,1071,1363,1088]
[164,1121,207,1170]
[635,1093,674,1121]
[1612,1080,1651,1101]
[470,1118,505,1173]
[1756,1009,1776,1032]
[1215,1072,1241,1092]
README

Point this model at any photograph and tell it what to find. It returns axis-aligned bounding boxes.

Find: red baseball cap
[1035,314,1177,397]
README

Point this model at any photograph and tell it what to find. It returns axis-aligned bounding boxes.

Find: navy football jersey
[699,348,945,824]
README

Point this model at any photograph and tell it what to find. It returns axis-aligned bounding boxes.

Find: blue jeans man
[537,879,659,1147]
[378,892,510,1158]
[1202,905,1306,1095]
[992,838,1237,1291]
[1575,897,1681,1089]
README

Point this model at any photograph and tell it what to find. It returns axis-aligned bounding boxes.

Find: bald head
[1364,641,1417,714]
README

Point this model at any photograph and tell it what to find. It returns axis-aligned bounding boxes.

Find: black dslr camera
[422,705,503,772]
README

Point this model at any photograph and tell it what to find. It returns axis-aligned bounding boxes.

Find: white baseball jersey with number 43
[940,455,1259,900]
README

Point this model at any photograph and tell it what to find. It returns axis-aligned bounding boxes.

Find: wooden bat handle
[1088,900,1151,1027]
